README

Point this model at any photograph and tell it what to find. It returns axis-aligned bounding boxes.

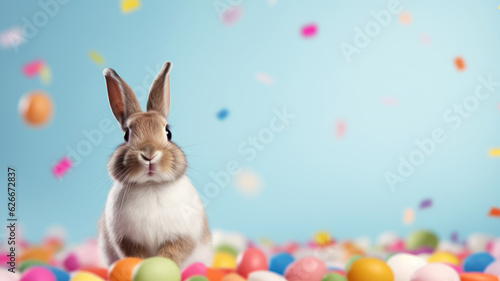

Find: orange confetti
[489,207,500,217]
[399,12,412,25]
[454,57,466,71]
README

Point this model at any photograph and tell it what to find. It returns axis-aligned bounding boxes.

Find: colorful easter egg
[314,231,333,246]
[406,230,439,251]
[216,244,239,257]
[186,276,209,281]
[463,252,495,272]
[0,270,21,281]
[44,266,70,281]
[206,268,227,281]
[80,267,107,280]
[321,273,347,281]
[70,271,104,281]
[213,252,237,269]
[63,253,80,271]
[236,248,268,278]
[410,263,459,281]
[467,234,493,253]
[427,252,460,265]
[109,257,142,281]
[459,273,499,281]
[485,260,500,276]
[347,257,394,281]
[21,266,56,281]
[132,257,180,281]
[248,270,287,281]
[221,273,245,281]
[387,253,427,281]
[284,257,327,281]
[182,263,207,281]
[345,255,363,271]
[269,252,294,275]
[18,91,53,127]
[19,260,46,272]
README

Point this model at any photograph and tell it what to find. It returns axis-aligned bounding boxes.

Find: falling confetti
[120,0,141,14]
[451,232,459,243]
[234,169,263,198]
[40,64,52,85]
[52,157,72,179]
[22,59,45,78]
[454,56,466,71]
[0,26,25,49]
[419,198,433,209]
[255,72,274,85]
[489,207,500,218]
[334,119,346,139]
[399,11,412,25]
[301,23,318,38]
[488,148,500,157]
[217,108,229,120]
[380,97,398,106]
[403,208,415,225]
[419,33,431,45]
[88,50,105,65]
[221,6,243,25]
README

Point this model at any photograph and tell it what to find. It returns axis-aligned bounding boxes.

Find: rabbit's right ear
[103,68,141,129]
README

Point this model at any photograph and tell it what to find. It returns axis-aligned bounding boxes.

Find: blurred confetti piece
[489,207,500,217]
[52,157,72,179]
[451,232,459,243]
[403,208,415,225]
[88,50,105,65]
[22,59,45,78]
[0,26,25,49]
[399,11,412,25]
[255,72,273,85]
[234,169,263,198]
[334,119,346,139]
[454,56,466,71]
[380,97,398,106]
[217,108,229,120]
[419,33,431,45]
[419,198,433,209]
[221,6,243,25]
[301,23,318,38]
[40,64,52,85]
[120,0,141,14]
[488,148,500,157]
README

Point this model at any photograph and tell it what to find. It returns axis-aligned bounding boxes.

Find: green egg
[132,257,180,281]
[322,273,347,281]
[186,276,209,281]
[405,230,439,250]
[215,243,238,257]
[345,254,363,271]
[19,259,46,272]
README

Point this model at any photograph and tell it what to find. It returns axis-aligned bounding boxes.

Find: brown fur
[157,235,196,265]
[147,62,171,118]
[118,237,149,258]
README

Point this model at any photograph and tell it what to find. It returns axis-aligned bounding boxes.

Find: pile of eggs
[2,229,500,281]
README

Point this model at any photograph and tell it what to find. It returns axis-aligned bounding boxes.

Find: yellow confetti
[40,64,52,85]
[489,148,500,157]
[314,231,332,246]
[88,50,105,65]
[120,0,141,14]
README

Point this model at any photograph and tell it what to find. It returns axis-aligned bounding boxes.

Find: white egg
[387,253,427,281]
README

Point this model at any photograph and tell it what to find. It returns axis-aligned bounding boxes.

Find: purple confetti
[419,198,433,209]
[451,231,459,243]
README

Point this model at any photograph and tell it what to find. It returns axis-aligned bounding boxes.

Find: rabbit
[97,62,213,269]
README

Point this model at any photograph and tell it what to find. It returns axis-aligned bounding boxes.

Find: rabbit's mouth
[148,163,155,176]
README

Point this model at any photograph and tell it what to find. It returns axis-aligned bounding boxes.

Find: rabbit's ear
[103,68,141,129]
[147,62,172,118]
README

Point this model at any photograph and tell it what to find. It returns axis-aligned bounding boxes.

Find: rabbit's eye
[124,129,129,142]
[165,125,172,141]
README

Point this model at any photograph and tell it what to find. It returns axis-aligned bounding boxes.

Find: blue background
[1,0,500,244]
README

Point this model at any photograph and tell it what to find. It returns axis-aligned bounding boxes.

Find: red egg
[236,248,268,278]
[284,257,327,281]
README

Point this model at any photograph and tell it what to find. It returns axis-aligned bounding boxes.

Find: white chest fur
[105,175,205,255]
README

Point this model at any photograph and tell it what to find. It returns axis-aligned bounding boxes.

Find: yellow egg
[314,231,332,246]
[347,257,394,281]
[71,271,105,281]
[427,251,460,265]
[212,252,237,269]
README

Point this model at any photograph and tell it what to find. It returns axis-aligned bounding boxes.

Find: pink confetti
[221,6,243,25]
[22,59,45,78]
[255,72,274,85]
[52,157,72,179]
[334,119,346,139]
[301,23,318,38]
[0,26,25,49]
[381,97,399,106]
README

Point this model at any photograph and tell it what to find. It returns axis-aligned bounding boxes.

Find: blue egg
[463,252,495,272]
[217,108,229,120]
[269,252,295,275]
[43,266,70,281]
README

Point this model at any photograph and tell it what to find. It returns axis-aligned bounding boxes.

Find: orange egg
[109,257,142,281]
[460,273,499,281]
[18,90,53,127]
[19,247,52,263]
[207,268,227,281]
[221,273,246,281]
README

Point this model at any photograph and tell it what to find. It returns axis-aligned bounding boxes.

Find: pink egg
[485,260,500,277]
[236,248,268,278]
[0,270,20,281]
[63,253,80,271]
[284,257,327,281]
[446,263,462,274]
[21,266,56,281]
[411,263,460,281]
[181,262,207,281]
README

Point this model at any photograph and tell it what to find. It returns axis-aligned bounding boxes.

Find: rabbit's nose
[139,143,157,161]
[140,154,156,162]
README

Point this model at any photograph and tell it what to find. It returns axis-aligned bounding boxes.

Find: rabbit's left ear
[147,62,172,118]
